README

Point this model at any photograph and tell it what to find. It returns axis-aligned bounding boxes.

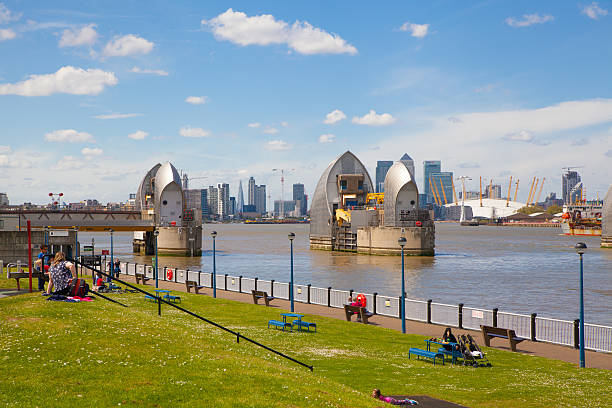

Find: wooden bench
[7,271,46,291]
[344,304,374,324]
[252,290,276,306]
[293,320,317,332]
[268,319,292,332]
[480,325,526,352]
[409,348,445,365]
[135,273,151,285]
[185,280,205,294]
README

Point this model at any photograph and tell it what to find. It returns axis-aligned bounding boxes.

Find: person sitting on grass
[45,251,76,296]
[92,272,106,292]
[372,389,418,405]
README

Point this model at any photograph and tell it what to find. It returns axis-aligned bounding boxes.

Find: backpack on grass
[69,278,89,297]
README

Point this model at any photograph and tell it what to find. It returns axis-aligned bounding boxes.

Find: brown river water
[79,223,612,325]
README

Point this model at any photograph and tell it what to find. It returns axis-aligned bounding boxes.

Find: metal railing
[109,260,612,354]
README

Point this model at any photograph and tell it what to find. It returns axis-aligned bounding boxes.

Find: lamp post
[109,229,114,283]
[288,232,295,312]
[575,242,587,368]
[211,231,217,298]
[73,227,78,276]
[154,230,159,288]
[398,237,407,334]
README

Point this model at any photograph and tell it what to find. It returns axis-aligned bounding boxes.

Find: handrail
[73,259,313,371]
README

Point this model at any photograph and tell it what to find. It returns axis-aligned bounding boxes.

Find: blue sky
[0,1,611,205]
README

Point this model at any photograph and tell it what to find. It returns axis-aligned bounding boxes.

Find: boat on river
[560,203,602,236]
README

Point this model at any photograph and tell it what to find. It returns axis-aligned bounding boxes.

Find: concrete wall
[309,235,333,251]
[156,226,202,256]
[0,230,76,264]
[356,226,435,256]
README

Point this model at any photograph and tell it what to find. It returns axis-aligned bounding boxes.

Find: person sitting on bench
[442,327,458,351]
[371,389,418,406]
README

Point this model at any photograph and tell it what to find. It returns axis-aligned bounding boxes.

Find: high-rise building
[274,200,296,217]
[229,197,236,216]
[399,153,415,179]
[207,185,218,218]
[255,185,266,215]
[0,193,8,206]
[219,183,230,219]
[292,183,307,216]
[423,160,442,204]
[430,171,453,205]
[375,161,393,193]
[562,170,582,204]
[184,189,203,210]
[487,184,502,199]
[201,189,208,218]
[237,180,244,213]
[248,177,256,206]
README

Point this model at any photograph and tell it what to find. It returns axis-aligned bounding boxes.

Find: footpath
[122,275,612,370]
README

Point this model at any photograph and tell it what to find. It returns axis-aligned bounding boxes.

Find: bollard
[270,280,275,297]
[307,284,311,304]
[458,303,464,329]
[224,274,228,291]
[327,287,332,308]
[530,313,537,342]
[427,299,432,324]
[493,308,498,327]
[254,277,258,291]
[158,297,161,316]
[373,293,378,315]
[574,319,580,349]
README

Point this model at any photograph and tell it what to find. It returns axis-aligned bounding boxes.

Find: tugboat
[560,203,602,236]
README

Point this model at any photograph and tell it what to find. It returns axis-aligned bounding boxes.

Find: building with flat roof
[375,160,393,193]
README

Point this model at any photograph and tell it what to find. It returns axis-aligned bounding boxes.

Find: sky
[0,1,611,206]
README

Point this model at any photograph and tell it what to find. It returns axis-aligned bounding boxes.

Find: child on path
[372,389,418,406]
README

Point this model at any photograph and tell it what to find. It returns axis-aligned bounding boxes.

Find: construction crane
[439,177,448,205]
[180,172,208,190]
[451,178,458,205]
[272,168,294,219]
[506,176,513,207]
[534,177,545,206]
[513,179,519,202]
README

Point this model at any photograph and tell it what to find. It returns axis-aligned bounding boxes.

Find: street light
[575,242,587,368]
[398,237,407,334]
[154,230,160,288]
[211,231,217,298]
[73,227,78,276]
[109,229,114,283]
[288,232,295,312]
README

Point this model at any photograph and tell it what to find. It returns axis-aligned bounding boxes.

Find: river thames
[80,223,612,326]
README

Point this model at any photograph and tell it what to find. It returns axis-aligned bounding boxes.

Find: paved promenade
[122,275,612,370]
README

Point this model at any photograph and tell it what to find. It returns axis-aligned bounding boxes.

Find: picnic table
[425,339,461,365]
[153,289,181,303]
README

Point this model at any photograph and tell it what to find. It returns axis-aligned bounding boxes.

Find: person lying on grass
[372,389,418,406]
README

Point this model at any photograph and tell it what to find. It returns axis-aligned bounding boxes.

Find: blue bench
[268,320,292,332]
[163,294,181,303]
[409,348,445,365]
[144,294,156,302]
[293,320,317,332]
[437,347,462,365]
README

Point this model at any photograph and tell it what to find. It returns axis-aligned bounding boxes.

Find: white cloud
[128,130,148,140]
[503,130,535,143]
[582,2,608,20]
[318,134,335,143]
[505,13,554,28]
[352,110,397,126]
[81,147,103,156]
[0,3,20,24]
[247,122,261,128]
[262,126,278,134]
[103,34,154,57]
[399,22,429,38]
[45,129,94,143]
[0,28,16,41]
[265,140,292,150]
[281,121,288,127]
[203,8,357,55]
[51,156,87,171]
[185,96,208,105]
[0,66,117,96]
[0,145,10,154]
[130,67,169,76]
[179,126,210,138]
[324,109,346,124]
[94,113,142,119]
[59,24,98,47]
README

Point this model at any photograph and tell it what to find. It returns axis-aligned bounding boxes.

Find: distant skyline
[0,1,611,204]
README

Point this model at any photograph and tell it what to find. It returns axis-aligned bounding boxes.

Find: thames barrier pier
[602,184,612,248]
[309,151,435,256]
[133,162,202,256]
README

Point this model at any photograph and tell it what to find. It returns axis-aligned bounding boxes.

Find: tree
[546,205,563,215]
[517,205,545,215]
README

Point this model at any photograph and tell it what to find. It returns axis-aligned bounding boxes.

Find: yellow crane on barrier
[506,176,513,207]
[535,177,545,205]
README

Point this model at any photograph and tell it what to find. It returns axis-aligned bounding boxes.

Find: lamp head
[288,232,295,241]
[211,230,217,238]
[109,228,113,234]
[153,230,159,237]
[575,242,587,255]
[398,237,407,247]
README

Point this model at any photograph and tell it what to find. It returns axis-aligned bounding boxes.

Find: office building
[184,189,202,210]
[201,189,208,218]
[487,184,502,199]
[237,180,244,213]
[423,160,442,204]
[399,153,415,179]
[248,177,256,206]
[562,170,582,204]
[375,161,393,193]
[255,185,266,215]
[274,200,296,217]
[430,171,454,205]
[229,197,236,216]
[207,184,231,220]
[293,183,307,216]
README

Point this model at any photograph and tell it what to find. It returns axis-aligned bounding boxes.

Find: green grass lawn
[1,274,610,407]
